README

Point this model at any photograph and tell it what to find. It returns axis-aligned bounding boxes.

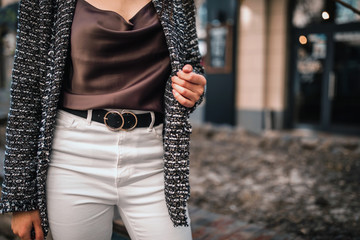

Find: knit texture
[0,0,204,236]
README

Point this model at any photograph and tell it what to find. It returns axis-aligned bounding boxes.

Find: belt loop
[148,111,155,131]
[87,110,93,125]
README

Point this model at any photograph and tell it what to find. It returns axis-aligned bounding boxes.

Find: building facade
[199,0,360,135]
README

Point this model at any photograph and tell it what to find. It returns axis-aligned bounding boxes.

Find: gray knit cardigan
[0,0,204,236]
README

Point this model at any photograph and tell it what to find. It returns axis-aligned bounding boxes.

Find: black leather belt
[61,108,164,131]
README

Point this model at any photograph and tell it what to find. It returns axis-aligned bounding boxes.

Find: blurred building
[198,0,360,135]
[1,0,360,135]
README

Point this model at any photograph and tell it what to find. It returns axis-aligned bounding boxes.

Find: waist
[60,107,164,131]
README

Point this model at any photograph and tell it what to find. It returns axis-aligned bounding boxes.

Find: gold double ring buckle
[103,110,138,131]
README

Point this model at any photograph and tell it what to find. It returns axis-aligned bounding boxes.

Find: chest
[45,0,190,82]
[81,0,152,23]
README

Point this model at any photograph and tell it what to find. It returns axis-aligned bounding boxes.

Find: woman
[0,0,206,239]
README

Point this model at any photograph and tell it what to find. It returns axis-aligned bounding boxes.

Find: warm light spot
[322,11,330,20]
[299,35,308,45]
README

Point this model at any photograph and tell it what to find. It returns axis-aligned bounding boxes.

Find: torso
[83,0,152,23]
[61,0,171,112]
[4,1,203,233]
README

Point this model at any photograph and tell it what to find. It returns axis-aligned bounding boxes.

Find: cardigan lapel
[152,0,183,74]
[152,0,189,116]
[37,0,78,160]
[151,0,192,227]
[52,0,77,85]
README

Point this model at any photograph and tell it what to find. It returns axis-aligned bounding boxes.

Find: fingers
[171,65,206,108]
[12,212,31,240]
[182,64,193,73]
[12,221,32,240]
[11,210,44,240]
[172,89,195,108]
[172,76,204,97]
[176,69,206,85]
[172,82,198,102]
[33,218,44,240]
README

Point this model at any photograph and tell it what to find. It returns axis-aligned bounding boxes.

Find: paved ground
[110,205,291,240]
[114,206,292,240]
[189,126,360,239]
[189,205,290,240]
[0,202,290,240]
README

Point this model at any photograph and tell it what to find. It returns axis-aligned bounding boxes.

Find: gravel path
[188,125,360,240]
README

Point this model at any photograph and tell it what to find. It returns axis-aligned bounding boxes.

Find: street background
[1,0,360,239]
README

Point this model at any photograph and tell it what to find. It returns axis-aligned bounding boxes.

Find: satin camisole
[61,0,171,113]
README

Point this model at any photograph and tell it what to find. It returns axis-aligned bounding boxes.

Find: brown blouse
[61,0,171,113]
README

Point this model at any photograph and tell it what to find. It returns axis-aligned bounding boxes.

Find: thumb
[182,64,193,73]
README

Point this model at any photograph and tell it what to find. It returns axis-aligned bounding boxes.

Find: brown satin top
[61,0,171,113]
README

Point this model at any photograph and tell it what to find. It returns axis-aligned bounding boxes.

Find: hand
[11,210,44,240]
[171,64,206,108]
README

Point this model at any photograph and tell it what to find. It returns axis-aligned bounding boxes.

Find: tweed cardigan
[0,0,204,236]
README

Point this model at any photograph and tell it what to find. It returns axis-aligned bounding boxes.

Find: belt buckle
[103,110,138,131]
[104,111,124,131]
[121,111,138,131]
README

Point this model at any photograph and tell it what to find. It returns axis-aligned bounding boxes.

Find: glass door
[331,31,360,129]
[294,33,328,126]
[290,0,360,133]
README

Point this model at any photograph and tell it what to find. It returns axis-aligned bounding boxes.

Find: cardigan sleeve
[183,0,206,114]
[0,0,42,213]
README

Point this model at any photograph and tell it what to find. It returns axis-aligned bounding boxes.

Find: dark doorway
[331,32,360,129]
[289,0,360,134]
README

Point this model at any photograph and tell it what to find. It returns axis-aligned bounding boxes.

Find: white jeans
[46,109,192,240]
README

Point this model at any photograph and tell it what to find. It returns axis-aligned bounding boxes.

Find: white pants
[46,109,192,240]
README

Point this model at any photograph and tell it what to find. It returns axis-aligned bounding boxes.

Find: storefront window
[291,0,360,132]
[292,0,326,28]
[293,0,360,28]
[335,0,360,24]
[331,31,360,127]
[294,34,327,125]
